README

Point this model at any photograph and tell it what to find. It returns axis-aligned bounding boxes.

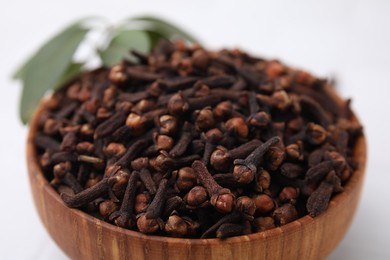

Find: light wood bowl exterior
[26,86,366,260]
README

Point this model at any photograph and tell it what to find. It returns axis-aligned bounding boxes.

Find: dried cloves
[61,177,111,208]
[169,122,196,158]
[165,213,188,237]
[175,167,197,192]
[216,223,245,238]
[210,139,262,172]
[252,216,275,232]
[35,40,361,239]
[273,203,298,225]
[192,160,235,213]
[233,136,280,184]
[307,171,341,217]
[110,171,139,228]
[137,178,168,233]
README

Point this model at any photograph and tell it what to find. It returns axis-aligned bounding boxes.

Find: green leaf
[55,62,84,86]
[144,30,168,48]
[129,16,200,44]
[18,21,91,124]
[14,15,199,124]
[12,60,29,79]
[98,30,151,67]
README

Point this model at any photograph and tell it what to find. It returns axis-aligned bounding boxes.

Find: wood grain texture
[26,86,366,260]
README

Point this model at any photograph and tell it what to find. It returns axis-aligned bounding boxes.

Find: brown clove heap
[34,39,362,239]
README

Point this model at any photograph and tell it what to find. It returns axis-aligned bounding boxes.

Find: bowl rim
[26,84,367,246]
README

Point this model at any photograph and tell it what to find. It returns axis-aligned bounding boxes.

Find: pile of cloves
[34,40,362,238]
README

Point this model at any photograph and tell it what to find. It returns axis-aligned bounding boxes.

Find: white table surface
[1,1,389,259]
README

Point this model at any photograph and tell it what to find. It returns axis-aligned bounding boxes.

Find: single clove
[192,160,235,213]
[136,178,168,233]
[110,171,139,228]
[233,136,280,184]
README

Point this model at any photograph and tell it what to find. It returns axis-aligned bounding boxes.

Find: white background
[1,0,389,259]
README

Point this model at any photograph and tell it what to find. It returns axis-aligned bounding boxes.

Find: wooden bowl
[26,86,366,260]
